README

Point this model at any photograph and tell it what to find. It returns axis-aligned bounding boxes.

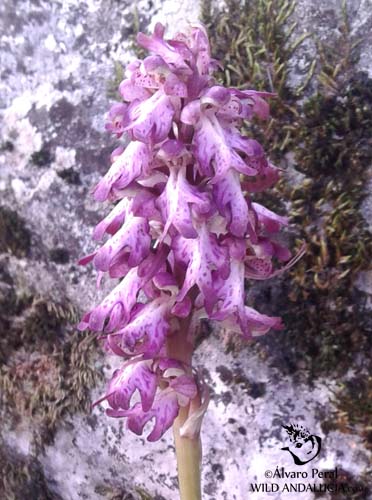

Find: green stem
[173,405,202,500]
[167,312,202,500]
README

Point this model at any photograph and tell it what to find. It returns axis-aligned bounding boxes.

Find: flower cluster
[79,23,298,441]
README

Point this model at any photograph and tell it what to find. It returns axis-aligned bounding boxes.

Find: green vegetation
[201,0,371,377]
[0,290,101,448]
[201,0,372,465]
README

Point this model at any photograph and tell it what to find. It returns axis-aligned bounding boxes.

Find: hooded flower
[101,357,197,441]
[93,141,152,202]
[79,23,299,441]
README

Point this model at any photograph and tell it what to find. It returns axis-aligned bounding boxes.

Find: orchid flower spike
[79,22,300,444]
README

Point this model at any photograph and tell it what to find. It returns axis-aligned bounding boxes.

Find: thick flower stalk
[79,22,300,499]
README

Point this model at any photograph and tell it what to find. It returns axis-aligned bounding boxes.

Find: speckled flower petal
[180,100,201,126]
[78,268,143,332]
[119,78,152,101]
[105,103,130,137]
[230,89,274,120]
[169,374,197,401]
[102,360,157,412]
[93,215,150,272]
[157,167,210,240]
[174,224,229,313]
[212,169,250,237]
[209,260,245,321]
[93,198,132,241]
[189,24,213,76]
[244,257,273,280]
[252,202,288,233]
[171,296,192,317]
[190,114,257,179]
[163,73,188,97]
[245,243,305,280]
[200,86,230,109]
[125,90,175,143]
[137,244,170,281]
[239,306,284,338]
[241,162,280,193]
[107,389,179,441]
[137,23,191,70]
[93,142,151,202]
[115,297,171,357]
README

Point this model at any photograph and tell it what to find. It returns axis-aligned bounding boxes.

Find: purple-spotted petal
[239,306,284,338]
[212,169,250,237]
[93,215,150,272]
[93,142,151,202]
[171,296,192,317]
[252,202,288,233]
[119,78,152,101]
[164,73,188,97]
[115,297,171,357]
[104,360,157,412]
[93,198,132,241]
[157,167,210,240]
[105,103,130,137]
[210,260,245,321]
[174,224,229,312]
[78,268,143,332]
[169,374,197,401]
[137,22,191,70]
[126,90,175,143]
[107,389,179,441]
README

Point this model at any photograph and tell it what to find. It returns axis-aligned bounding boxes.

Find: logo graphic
[281,423,322,465]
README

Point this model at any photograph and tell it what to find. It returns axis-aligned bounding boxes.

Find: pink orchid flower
[79,23,301,451]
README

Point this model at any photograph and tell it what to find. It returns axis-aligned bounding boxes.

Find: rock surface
[0,1,371,499]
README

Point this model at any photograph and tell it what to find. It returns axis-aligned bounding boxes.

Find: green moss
[107,60,125,100]
[0,290,101,447]
[274,73,372,378]
[202,0,313,161]
[328,377,372,452]
[201,0,372,376]
[314,468,370,499]
[0,206,31,258]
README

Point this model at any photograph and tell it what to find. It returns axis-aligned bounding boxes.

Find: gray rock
[0,1,371,499]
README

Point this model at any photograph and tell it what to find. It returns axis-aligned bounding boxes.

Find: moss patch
[107,60,125,100]
[201,0,372,377]
[324,377,372,452]
[0,288,101,447]
[314,468,370,499]
[201,0,372,463]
